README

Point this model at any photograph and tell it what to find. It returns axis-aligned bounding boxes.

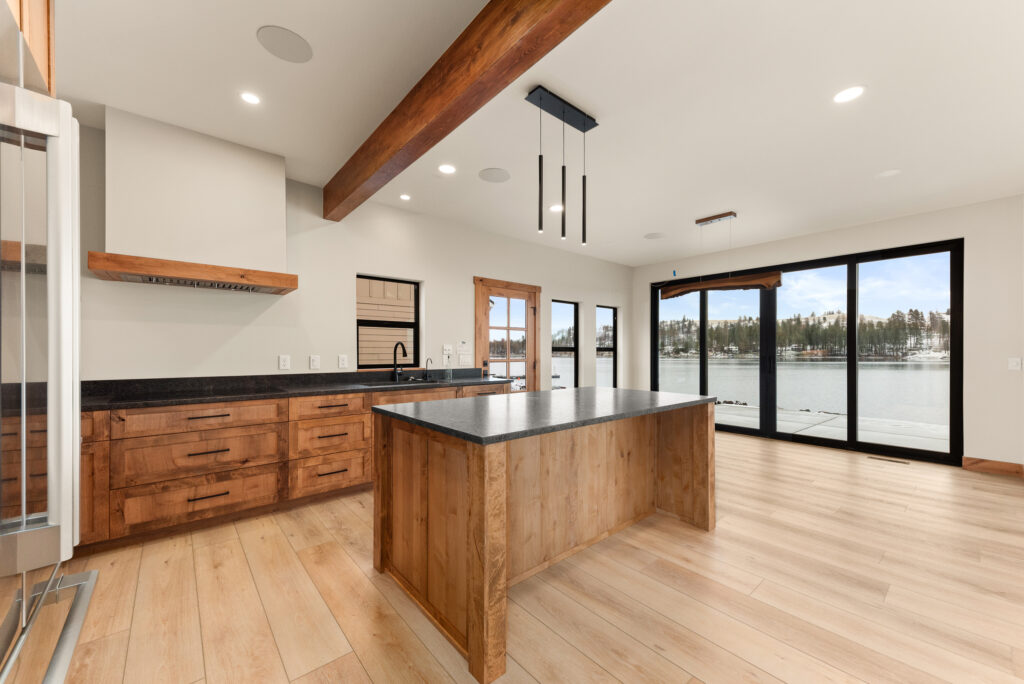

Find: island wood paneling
[374,403,712,684]
[656,402,715,530]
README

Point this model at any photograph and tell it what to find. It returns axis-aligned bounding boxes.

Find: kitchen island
[372,387,716,683]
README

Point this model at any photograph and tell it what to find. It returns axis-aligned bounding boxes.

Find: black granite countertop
[75,370,510,411]
[371,387,716,445]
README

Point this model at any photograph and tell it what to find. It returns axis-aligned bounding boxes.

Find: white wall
[630,196,1024,464]
[81,127,632,387]
[104,109,287,272]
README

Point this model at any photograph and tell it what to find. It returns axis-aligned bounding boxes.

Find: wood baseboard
[962,457,1024,478]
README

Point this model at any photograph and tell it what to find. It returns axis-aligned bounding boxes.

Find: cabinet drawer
[110,463,282,538]
[289,393,367,421]
[110,423,289,488]
[457,383,509,398]
[1,414,48,450]
[371,387,458,406]
[110,399,289,439]
[289,451,368,499]
[0,412,111,449]
[290,414,371,459]
[82,411,111,443]
[1,448,48,508]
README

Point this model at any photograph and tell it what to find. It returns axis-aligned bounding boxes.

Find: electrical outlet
[338,354,349,369]
[443,343,453,355]
[309,354,321,370]
[278,354,291,371]
[1009,357,1022,371]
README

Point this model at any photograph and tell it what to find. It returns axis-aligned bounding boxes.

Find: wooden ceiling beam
[322,0,612,222]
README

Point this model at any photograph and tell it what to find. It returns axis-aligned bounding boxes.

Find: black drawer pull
[188,491,229,503]
[187,447,230,458]
[187,413,231,421]
[1,432,15,436]
[316,468,349,478]
[317,432,349,439]
[318,403,349,409]
[29,473,47,478]
[29,429,47,434]
[477,391,498,395]
[1,477,15,483]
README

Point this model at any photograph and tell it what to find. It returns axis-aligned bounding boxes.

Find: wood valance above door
[660,271,782,299]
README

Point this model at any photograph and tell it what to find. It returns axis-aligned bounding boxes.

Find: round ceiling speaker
[478,167,511,183]
[257,26,313,63]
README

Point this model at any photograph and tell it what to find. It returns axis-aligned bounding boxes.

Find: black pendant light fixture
[526,86,597,245]
[537,94,543,234]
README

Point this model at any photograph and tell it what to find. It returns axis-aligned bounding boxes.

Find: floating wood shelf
[1,240,47,273]
[87,251,298,295]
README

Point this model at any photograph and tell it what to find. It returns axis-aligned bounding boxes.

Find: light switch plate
[338,354,349,369]
[309,355,321,370]
[459,353,471,367]
[1009,357,1022,371]
[278,354,291,370]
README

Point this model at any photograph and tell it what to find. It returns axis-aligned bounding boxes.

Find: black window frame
[650,238,964,466]
[596,305,618,388]
[551,299,579,388]
[356,275,421,369]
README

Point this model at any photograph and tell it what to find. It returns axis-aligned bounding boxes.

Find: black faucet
[393,341,408,381]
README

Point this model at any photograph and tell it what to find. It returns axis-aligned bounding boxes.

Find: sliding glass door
[650,240,962,465]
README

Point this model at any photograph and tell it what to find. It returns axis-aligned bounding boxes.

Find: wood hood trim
[87,251,298,295]
[660,271,782,299]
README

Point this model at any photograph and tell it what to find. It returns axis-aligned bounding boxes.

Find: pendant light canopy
[526,86,597,245]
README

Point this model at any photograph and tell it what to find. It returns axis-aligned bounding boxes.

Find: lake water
[657,358,950,425]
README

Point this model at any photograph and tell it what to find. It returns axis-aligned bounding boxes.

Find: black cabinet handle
[1,432,15,437]
[29,473,47,478]
[1,477,15,483]
[478,391,497,396]
[188,491,229,503]
[29,429,47,434]
[316,468,349,478]
[187,413,231,421]
[187,448,230,458]
[318,432,349,439]
[318,403,349,409]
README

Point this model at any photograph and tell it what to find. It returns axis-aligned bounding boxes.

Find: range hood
[88,251,298,294]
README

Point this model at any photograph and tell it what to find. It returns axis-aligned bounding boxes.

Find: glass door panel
[486,295,529,391]
[707,290,760,428]
[857,253,951,452]
[657,292,700,394]
[775,265,848,439]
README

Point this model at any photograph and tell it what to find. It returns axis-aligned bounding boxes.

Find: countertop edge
[372,394,717,445]
[80,378,512,412]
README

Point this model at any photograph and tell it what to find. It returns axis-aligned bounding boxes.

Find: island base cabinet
[110,463,282,538]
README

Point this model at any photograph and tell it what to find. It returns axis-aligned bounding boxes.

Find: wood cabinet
[80,383,500,545]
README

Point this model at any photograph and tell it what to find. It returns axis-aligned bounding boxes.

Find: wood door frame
[474,277,541,392]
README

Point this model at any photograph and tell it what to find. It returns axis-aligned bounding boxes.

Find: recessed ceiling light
[399,194,411,201]
[478,167,511,183]
[241,92,261,105]
[549,204,564,213]
[833,86,865,103]
[438,164,456,175]
[644,232,667,240]
[876,169,902,178]
[257,25,313,63]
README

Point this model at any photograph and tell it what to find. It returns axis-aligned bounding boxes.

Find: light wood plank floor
[7,432,1024,683]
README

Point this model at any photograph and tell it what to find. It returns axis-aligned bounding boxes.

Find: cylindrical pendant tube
[538,154,544,233]
[582,174,587,245]
[561,164,566,240]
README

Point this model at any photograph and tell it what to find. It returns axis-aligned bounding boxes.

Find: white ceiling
[57,0,1024,267]
[55,0,487,184]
